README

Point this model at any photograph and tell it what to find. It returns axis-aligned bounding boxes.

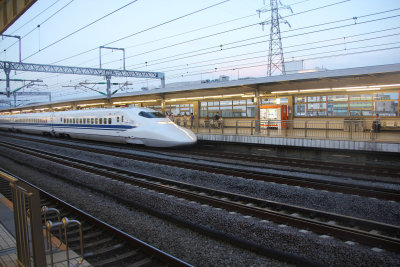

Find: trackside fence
[182,119,396,141]
[0,170,46,267]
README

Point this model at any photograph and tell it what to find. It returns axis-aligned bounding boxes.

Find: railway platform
[0,193,91,267]
[191,125,400,153]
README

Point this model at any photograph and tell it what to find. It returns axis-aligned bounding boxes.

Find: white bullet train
[0,107,197,147]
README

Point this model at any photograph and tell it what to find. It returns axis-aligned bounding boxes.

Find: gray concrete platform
[195,128,400,153]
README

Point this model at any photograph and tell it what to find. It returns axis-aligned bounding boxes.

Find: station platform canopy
[0,0,37,34]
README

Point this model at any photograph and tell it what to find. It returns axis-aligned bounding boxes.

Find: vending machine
[260,105,288,129]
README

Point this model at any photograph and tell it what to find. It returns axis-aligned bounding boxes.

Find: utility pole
[258,0,291,76]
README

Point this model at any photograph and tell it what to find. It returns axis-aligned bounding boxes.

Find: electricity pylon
[258,0,292,76]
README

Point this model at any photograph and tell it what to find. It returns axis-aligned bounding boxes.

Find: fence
[0,170,46,267]
[0,170,85,266]
[185,119,395,141]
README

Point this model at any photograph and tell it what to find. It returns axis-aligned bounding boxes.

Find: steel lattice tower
[259,0,291,76]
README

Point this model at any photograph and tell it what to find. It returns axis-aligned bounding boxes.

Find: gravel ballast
[0,139,399,266]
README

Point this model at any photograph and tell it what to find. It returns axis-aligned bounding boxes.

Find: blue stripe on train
[0,122,136,130]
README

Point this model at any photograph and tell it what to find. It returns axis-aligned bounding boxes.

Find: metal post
[350,121,353,140]
[63,217,84,266]
[5,66,11,97]
[326,121,329,139]
[236,120,238,135]
[161,76,166,88]
[304,121,308,138]
[106,75,111,100]
[1,34,21,62]
[99,46,126,70]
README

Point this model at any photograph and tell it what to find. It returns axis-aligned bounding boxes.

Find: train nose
[158,124,197,147]
[177,126,197,144]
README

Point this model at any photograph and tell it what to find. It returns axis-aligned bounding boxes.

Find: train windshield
[138,111,165,118]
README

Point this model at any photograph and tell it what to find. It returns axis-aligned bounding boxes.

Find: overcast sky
[1,0,399,104]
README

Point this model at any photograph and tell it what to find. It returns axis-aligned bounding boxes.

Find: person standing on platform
[190,113,195,129]
[373,113,381,132]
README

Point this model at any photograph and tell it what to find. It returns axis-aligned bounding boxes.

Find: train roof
[1,107,155,117]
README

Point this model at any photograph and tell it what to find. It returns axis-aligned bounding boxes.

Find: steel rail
[7,134,399,202]
[0,168,192,267]
[1,141,399,253]
[173,148,400,180]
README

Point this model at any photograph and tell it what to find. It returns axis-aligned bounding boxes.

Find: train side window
[103,118,107,124]
[99,118,102,124]
[91,118,94,124]
[117,116,120,123]
[73,118,75,124]
[108,118,112,124]
[80,118,82,124]
[121,116,124,122]
[95,118,98,124]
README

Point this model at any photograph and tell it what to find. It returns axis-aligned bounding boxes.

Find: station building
[1,63,399,152]
[3,63,399,127]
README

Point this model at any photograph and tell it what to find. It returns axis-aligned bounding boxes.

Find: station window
[293,90,400,117]
[166,103,194,117]
[199,100,254,118]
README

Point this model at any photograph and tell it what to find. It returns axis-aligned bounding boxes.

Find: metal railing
[0,170,46,267]
[45,217,84,267]
[184,119,397,141]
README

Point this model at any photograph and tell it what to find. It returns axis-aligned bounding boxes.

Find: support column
[5,67,11,98]
[106,75,112,101]
[255,86,261,121]
[160,95,166,115]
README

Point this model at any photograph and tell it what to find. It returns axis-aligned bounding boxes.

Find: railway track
[2,134,399,202]
[167,147,400,180]
[2,141,399,254]
[0,170,191,267]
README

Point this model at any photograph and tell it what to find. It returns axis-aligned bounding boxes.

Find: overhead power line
[23,0,140,61]
[50,0,232,65]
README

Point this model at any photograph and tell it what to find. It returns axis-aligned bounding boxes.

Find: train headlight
[157,121,171,125]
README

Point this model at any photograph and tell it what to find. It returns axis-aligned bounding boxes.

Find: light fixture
[346,88,380,91]
[368,84,400,88]
[54,105,71,109]
[222,94,244,97]
[332,86,367,90]
[299,88,331,92]
[77,103,106,107]
[271,90,299,94]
